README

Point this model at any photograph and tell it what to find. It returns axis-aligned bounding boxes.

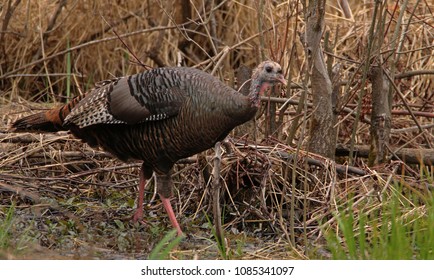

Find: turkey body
[73,67,256,176]
[12,61,285,235]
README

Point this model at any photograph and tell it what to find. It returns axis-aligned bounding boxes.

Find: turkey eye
[265,66,273,73]
[277,69,282,74]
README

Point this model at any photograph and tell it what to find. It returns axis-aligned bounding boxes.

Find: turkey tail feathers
[11,109,65,132]
[11,94,84,133]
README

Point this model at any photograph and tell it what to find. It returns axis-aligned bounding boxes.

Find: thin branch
[383,70,433,148]
[395,70,434,79]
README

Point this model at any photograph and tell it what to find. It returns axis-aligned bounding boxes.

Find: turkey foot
[160,195,183,236]
[131,208,145,224]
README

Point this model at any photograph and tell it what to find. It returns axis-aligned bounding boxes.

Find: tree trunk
[305,0,336,159]
[368,66,391,166]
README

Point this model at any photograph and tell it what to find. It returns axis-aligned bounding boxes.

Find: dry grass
[0,0,433,259]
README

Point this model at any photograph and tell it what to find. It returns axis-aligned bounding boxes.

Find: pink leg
[132,167,147,223]
[160,195,183,236]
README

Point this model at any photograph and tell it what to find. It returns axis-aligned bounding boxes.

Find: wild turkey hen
[11,61,286,235]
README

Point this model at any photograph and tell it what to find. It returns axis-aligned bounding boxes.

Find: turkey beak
[276,74,287,86]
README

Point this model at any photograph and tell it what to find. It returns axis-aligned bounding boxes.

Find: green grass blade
[148,230,183,260]
[0,204,15,249]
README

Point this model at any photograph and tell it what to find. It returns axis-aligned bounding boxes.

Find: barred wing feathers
[64,71,186,128]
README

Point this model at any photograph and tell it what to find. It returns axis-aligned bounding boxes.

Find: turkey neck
[225,77,269,125]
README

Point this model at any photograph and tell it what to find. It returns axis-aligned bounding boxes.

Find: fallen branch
[0,181,41,204]
[275,150,367,176]
[336,145,434,165]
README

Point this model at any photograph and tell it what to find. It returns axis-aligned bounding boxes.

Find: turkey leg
[160,195,183,236]
[157,171,183,236]
[132,163,152,222]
